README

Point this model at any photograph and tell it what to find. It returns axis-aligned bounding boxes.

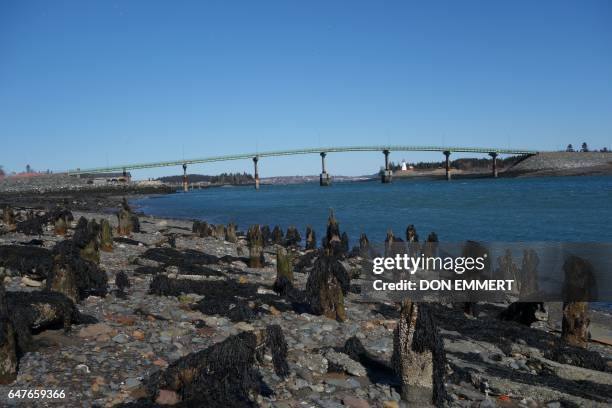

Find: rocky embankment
[0,199,610,407]
[506,152,612,177]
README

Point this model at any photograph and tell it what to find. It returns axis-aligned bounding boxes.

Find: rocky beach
[0,186,610,408]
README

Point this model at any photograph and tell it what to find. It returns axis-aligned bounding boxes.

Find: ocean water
[132,175,612,244]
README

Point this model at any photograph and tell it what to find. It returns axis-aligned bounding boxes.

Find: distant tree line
[157,172,254,185]
[565,143,609,153]
[385,156,524,172]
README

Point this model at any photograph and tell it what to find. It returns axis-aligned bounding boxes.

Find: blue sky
[1,0,611,178]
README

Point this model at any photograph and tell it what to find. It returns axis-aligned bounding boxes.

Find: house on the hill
[79,172,132,185]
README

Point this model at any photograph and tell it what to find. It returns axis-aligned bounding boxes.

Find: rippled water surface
[133,175,612,243]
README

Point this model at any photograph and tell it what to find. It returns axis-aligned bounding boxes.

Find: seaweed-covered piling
[124,325,289,407]
[0,245,53,280]
[192,220,212,237]
[1,205,16,232]
[48,240,108,301]
[284,226,301,247]
[273,247,294,294]
[340,232,349,254]
[261,225,271,244]
[51,208,73,236]
[384,229,401,257]
[0,282,17,384]
[459,240,491,317]
[422,232,438,259]
[214,224,226,240]
[271,225,284,245]
[117,198,139,236]
[358,233,369,257]
[305,255,349,321]
[406,224,419,243]
[6,290,96,354]
[305,226,316,250]
[392,300,446,406]
[225,222,238,243]
[73,217,101,264]
[115,271,131,297]
[322,209,345,256]
[499,249,543,326]
[247,225,264,268]
[561,256,595,348]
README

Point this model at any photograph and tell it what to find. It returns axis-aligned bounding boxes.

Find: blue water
[133,175,612,244]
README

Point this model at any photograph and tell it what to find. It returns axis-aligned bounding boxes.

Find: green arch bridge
[68,145,539,187]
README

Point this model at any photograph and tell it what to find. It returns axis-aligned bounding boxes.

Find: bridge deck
[68,145,538,174]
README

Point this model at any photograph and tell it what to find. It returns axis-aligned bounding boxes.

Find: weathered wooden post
[48,246,79,303]
[305,256,348,321]
[305,226,316,250]
[422,232,439,260]
[323,209,343,256]
[384,229,395,258]
[358,233,369,257]
[225,222,238,243]
[519,249,539,298]
[117,198,139,236]
[561,256,595,348]
[271,225,284,245]
[215,224,226,240]
[115,271,130,297]
[74,217,101,264]
[247,225,264,268]
[100,219,113,252]
[285,226,301,247]
[1,205,15,231]
[275,247,293,284]
[54,215,68,236]
[392,300,446,405]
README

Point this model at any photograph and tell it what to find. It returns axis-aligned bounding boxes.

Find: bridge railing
[67,145,539,174]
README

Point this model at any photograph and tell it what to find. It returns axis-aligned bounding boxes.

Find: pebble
[112,333,130,344]
[78,323,114,338]
[342,395,370,408]
[21,276,43,287]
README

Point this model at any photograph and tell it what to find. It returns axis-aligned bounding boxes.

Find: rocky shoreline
[0,193,610,407]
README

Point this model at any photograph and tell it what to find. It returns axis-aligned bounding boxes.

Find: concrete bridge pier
[320,152,331,186]
[489,152,498,178]
[182,163,188,192]
[443,151,451,180]
[253,156,260,189]
[381,149,393,183]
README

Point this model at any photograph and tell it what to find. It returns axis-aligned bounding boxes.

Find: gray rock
[324,377,360,389]
[323,349,367,377]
